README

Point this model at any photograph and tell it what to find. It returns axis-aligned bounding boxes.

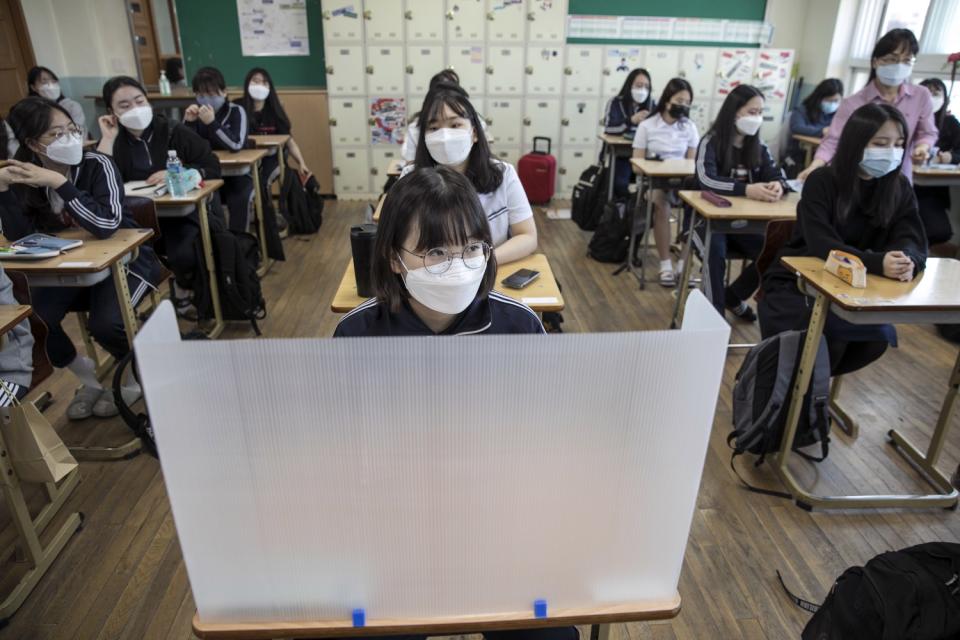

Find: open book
[0,233,84,260]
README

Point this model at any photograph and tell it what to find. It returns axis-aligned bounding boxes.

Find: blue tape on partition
[534,599,548,618]
[352,608,366,627]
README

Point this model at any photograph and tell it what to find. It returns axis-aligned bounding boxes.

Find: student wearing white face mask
[0,97,162,419]
[26,66,86,133]
[695,85,784,320]
[760,103,926,377]
[400,84,538,265]
[335,166,544,337]
[914,78,960,246]
[604,68,655,196]
[785,78,843,175]
[798,29,937,183]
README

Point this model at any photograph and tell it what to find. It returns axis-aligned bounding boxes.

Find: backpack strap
[729,451,793,500]
[776,570,821,613]
[794,335,831,462]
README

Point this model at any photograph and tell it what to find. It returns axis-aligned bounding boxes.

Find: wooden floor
[2,198,960,639]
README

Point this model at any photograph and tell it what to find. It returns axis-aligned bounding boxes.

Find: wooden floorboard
[1,198,959,639]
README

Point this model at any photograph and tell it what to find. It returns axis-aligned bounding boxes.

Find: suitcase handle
[532,136,551,155]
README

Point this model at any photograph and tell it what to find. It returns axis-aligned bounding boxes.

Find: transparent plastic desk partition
[135,291,730,624]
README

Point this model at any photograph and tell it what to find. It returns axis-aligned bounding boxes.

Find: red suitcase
[517,136,557,205]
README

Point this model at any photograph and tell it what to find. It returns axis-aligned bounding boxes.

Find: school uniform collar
[392,296,492,335]
[215,100,232,120]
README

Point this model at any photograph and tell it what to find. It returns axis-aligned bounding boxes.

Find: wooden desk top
[782,256,960,313]
[386,159,405,177]
[679,190,799,220]
[331,253,565,314]
[193,595,681,638]
[250,134,291,148]
[0,228,153,274]
[914,165,960,179]
[214,149,269,166]
[82,140,97,149]
[792,134,823,146]
[372,194,385,223]
[599,133,635,146]
[140,179,225,206]
[0,305,31,335]
[630,158,695,177]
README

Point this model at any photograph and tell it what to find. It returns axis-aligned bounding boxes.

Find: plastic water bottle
[158,70,171,96]
[166,150,184,197]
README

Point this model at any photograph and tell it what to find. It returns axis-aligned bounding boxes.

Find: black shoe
[542,312,564,333]
[726,300,757,322]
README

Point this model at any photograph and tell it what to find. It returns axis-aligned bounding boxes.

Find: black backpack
[779,542,960,640]
[280,171,323,235]
[193,214,266,335]
[728,330,832,497]
[587,198,643,264]
[571,161,607,231]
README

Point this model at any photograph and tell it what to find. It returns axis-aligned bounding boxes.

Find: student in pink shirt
[798,29,937,183]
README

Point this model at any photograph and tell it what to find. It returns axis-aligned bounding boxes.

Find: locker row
[322,0,568,45]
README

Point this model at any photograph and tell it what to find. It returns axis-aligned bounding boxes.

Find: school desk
[671,191,799,329]
[214,149,271,276]
[792,134,822,168]
[1,227,154,460]
[250,134,291,190]
[385,158,405,178]
[598,133,635,202]
[330,253,565,314]
[774,256,960,510]
[627,158,696,289]
[0,305,30,348]
[372,193,385,223]
[82,140,96,150]
[913,164,960,187]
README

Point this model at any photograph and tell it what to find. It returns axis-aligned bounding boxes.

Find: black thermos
[350,224,378,297]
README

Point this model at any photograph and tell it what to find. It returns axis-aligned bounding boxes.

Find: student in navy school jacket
[184,66,254,234]
[604,68,655,196]
[0,97,162,420]
[785,78,843,175]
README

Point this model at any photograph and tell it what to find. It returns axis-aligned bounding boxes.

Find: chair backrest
[755,219,797,280]
[124,195,162,241]
[7,270,54,388]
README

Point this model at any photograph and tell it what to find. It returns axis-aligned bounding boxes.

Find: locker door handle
[446,11,454,20]
[523,117,531,125]
[333,168,341,175]
[602,69,610,76]
[559,167,567,175]
[366,65,374,74]
[323,10,331,20]
[561,118,570,126]
[485,117,493,126]
[716,71,724,77]
[368,117,376,125]
[678,70,686,78]
[326,65,334,74]
[525,66,533,74]
[330,118,338,126]
[527,12,535,21]
[405,10,413,19]
[564,67,572,75]
[486,66,494,74]
[487,12,494,20]
[597,118,604,125]
[406,65,414,73]
[363,9,372,19]
[371,168,378,175]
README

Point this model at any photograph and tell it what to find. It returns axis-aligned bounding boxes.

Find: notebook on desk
[0,233,83,260]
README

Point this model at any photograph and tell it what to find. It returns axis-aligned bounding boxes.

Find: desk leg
[700,220,713,306]
[637,175,655,289]
[606,148,616,202]
[252,161,271,278]
[669,212,698,329]
[198,197,225,339]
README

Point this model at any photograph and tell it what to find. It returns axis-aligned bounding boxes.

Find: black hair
[830,102,909,228]
[238,67,292,132]
[413,84,503,194]
[801,78,844,122]
[102,75,147,111]
[192,66,227,94]
[617,68,654,114]
[707,84,765,176]
[429,70,460,91]
[868,29,919,82]
[165,57,184,84]
[651,77,694,122]
[919,77,949,129]
[0,116,8,161]
[26,66,61,99]
[373,166,496,313]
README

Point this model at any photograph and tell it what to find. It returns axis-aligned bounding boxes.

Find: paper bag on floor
[4,401,78,484]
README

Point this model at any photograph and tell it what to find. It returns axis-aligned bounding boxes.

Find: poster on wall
[237,0,310,57]
[370,98,406,145]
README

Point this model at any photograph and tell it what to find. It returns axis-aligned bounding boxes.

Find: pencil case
[824,250,867,288]
[701,191,732,208]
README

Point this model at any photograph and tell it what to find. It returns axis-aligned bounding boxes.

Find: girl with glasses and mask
[335,166,544,337]
[185,67,255,236]
[914,77,960,247]
[632,77,700,287]
[695,84,784,321]
[0,97,162,420]
[401,84,537,265]
[798,29,937,183]
[785,78,843,176]
[604,68,655,196]
[759,103,926,377]
[98,75,221,317]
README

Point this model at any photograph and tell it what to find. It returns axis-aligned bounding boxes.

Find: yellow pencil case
[825,250,867,288]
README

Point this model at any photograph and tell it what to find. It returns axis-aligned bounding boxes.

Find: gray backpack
[729,330,832,498]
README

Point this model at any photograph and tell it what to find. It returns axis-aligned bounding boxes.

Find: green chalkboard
[567,0,766,20]
[174,0,326,88]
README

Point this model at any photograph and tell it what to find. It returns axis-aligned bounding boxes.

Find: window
[879,0,931,40]
[920,0,960,54]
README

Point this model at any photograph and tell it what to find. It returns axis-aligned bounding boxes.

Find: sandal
[67,385,103,421]
[92,388,119,418]
[659,269,677,288]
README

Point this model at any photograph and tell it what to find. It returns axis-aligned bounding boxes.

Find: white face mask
[38,83,60,101]
[931,94,945,113]
[631,87,649,104]
[425,127,473,166]
[875,63,912,87]
[860,146,904,178]
[42,132,83,166]
[399,254,486,315]
[248,83,270,100]
[118,105,154,130]
[735,114,763,136]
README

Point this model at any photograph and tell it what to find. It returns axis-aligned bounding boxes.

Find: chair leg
[829,376,859,439]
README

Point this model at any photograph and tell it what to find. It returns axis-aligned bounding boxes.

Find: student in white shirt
[401,84,537,265]
[632,77,700,287]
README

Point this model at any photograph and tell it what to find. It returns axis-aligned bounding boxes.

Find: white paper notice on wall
[237,0,310,57]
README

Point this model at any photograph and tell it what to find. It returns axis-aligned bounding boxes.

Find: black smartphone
[501,268,540,289]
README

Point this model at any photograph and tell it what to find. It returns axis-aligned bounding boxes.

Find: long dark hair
[802,78,844,122]
[830,103,909,227]
[191,66,226,94]
[0,116,9,161]
[414,84,503,194]
[707,85,765,176]
[102,75,147,111]
[26,66,62,100]
[868,29,918,83]
[617,68,654,114]
[919,78,949,130]
[165,57,184,84]
[410,70,465,125]
[650,77,693,124]
[373,166,496,312]
[237,67,291,132]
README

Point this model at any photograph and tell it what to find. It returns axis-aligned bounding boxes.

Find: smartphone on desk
[501,268,540,290]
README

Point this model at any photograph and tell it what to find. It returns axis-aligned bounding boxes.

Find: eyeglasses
[43,126,83,144]
[877,54,916,66]
[402,241,491,274]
